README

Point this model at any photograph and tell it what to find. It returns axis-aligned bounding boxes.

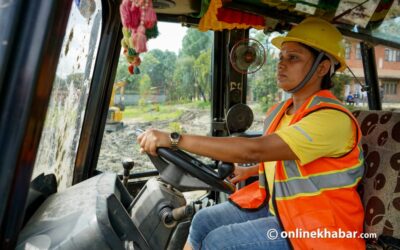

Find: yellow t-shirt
[265,109,356,215]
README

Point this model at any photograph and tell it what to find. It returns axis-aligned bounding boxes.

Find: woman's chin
[277,82,291,91]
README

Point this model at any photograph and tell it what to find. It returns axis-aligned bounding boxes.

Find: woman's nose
[278,60,285,69]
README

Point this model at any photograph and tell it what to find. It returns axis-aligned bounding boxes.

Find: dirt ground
[97,105,264,174]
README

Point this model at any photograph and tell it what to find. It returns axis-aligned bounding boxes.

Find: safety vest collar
[264,90,342,135]
[263,100,292,135]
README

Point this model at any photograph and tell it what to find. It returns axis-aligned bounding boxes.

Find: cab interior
[0,0,399,249]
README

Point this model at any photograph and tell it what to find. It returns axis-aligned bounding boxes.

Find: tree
[331,73,350,101]
[193,48,212,101]
[181,29,212,58]
[140,49,177,94]
[66,73,84,88]
[170,56,196,101]
[138,73,152,105]
[247,30,279,110]
[115,56,140,93]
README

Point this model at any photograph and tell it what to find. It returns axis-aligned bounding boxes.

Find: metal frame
[73,0,123,184]
[211,29,249,136]
[360,42,382,110]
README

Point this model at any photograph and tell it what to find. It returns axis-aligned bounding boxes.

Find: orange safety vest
[229,90,365,249]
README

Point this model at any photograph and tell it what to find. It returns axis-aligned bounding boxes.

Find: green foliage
[65,73,84,88]
[248,30,279,109]
[181,29,212,58]
[139,74,152,106]
[114,25,214,105]
[193,49,212,101]
[196,101,211,109]
[153,104,160,112]
[168,122,184,133]
[171,56,196,101]
[142,110,182,122]
[115,56,140,92]
[331,73,350,101]
[124,104,183,122]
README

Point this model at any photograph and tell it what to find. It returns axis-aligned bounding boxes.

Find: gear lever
[122,159,134,187]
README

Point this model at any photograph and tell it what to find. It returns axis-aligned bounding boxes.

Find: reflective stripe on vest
[306,95,343,109]
[282,160,302,178]
[263,102,286,134]
[275,149,364,200]
[258,163,267,188]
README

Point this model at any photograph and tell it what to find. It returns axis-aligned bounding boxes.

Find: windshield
[32,0,102,190]
[97,22,213,175]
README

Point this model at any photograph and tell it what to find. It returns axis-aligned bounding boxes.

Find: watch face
[171,132,180,140]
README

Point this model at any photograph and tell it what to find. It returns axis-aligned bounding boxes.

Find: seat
[352,110,400,249]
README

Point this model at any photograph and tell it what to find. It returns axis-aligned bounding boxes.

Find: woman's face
[277,42,315,91]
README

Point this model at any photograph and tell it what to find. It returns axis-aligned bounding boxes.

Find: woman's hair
[300,44,340,89]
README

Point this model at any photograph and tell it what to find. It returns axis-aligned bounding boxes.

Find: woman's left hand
[137,129,170,156]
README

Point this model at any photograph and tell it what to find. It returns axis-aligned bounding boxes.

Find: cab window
[32,0,102,190]
[97,22,213,174]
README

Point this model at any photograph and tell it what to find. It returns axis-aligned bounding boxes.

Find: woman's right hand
[228,164,258,184]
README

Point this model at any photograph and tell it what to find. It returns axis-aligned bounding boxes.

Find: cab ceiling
[153,0,200,15]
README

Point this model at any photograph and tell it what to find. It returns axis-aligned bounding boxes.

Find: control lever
[159,204,194,228]
[122,159,134,187]
[217,162,234,179]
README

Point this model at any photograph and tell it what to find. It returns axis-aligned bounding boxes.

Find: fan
[230,38,266,74]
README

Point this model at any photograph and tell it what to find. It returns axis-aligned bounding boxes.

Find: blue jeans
[188,201,290,250]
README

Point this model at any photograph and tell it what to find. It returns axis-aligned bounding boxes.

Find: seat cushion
[353,110,400,241]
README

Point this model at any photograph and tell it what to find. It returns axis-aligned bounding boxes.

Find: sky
[147,22,188,54]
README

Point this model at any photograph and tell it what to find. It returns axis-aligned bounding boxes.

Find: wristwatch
[169,132,181,150]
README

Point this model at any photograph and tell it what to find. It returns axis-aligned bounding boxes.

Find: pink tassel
[132,26,147,53]
[129,5,141,31]
[143,7,157,29]
[119,0,131,27]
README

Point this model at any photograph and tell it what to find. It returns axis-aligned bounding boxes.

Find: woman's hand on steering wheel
[228,163,258,184]
[137,129,170,156]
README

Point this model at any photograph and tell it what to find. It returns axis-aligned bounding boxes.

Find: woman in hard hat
[138,17,365,249]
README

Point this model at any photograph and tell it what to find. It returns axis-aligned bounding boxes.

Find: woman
[138,17,365,250]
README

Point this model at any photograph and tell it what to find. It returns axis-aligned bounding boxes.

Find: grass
[124,104,183,122]
[184,100,211,110]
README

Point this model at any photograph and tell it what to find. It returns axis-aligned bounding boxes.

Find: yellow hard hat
[271,17,347,72]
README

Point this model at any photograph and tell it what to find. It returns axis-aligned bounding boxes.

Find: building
[345,38,400,103]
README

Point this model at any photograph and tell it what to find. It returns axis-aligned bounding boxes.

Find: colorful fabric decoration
[120,0,158,74]
[217,8,265,27]
[199,0,265,31]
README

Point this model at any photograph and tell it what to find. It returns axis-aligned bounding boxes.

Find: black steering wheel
[147,147,236,194]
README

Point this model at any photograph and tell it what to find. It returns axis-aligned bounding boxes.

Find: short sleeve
[275,109,356,165]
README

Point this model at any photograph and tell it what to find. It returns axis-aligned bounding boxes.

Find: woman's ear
[317,59,331,77]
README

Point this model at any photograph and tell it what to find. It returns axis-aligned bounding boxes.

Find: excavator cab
[1,0,400,249]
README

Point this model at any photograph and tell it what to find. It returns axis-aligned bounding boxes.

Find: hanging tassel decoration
[143,1,157,29]
[145,24,159,39]
[120,0,131,28]
[130,5,141,31]
[134,66,140,74]
[128,64,134,74]
[120,0,158,73]
[132,25,147,53]
[132,56,141,66]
